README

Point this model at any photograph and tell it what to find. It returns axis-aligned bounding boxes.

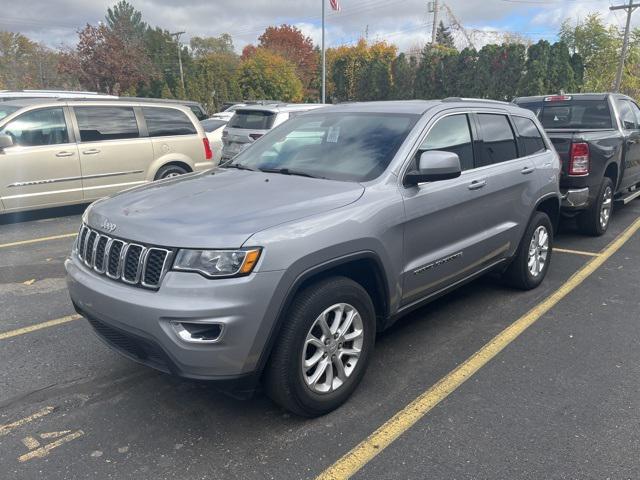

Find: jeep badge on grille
[101,219,117,233]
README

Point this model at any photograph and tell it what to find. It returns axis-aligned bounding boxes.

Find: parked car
[0,99,214,214]
[66,99,560,417]
[200,117,228,166]
[221,103,326,163]
[208,104,247,122]
[514,93,640,235]
[0,89,118,101]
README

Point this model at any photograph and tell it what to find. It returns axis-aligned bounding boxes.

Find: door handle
[468,179,487,190]
[82,149,100,155]
[55,151,75,157]
[521,166,535,174]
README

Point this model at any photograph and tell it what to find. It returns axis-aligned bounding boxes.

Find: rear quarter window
[143,107,197,137]
[512,116,546,156]
[229,110,276,130]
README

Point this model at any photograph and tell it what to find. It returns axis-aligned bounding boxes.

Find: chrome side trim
[7,170,144,188]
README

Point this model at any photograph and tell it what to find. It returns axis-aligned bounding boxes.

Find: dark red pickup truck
[514,93,640,235]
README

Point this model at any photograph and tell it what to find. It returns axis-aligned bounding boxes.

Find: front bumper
[561,187,590,210]
[65,254,285,380]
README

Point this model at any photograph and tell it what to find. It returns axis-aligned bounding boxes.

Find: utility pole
[170,31,186,94]
[610,1,640,92]
[430,0,439,44]
[322,0,326,103]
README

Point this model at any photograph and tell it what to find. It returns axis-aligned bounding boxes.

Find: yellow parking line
[316,216,640,480]
[0,315,82,341]
[554,247,600,257]
[0,406,55,437]
[0,233,77,249]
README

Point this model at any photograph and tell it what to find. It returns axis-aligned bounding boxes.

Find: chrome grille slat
[76,224,169,290]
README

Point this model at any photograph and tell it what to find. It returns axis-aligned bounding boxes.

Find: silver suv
[221,103,325,162]
[66,100,560,417]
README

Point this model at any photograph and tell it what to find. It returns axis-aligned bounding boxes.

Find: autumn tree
[59,23,152,94]
[237,49,303,102]
[257,25,318,99]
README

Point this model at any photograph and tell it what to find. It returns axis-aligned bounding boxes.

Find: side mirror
[404,150,462,186]
[0,134,13,150]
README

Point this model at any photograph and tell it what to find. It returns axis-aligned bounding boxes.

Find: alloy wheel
[301,303,364,394]
[527,225,549,277]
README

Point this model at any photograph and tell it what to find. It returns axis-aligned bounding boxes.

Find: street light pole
[170,31,186,95]
[610,1,640,92]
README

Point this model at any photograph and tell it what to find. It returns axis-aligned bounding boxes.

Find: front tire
[503,211,553,290]
[264,276,376,417]
[577,177,614,236]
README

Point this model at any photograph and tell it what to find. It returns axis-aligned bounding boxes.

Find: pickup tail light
[249,133,263,141]
[203,138,213,160]
[569,142,589,176]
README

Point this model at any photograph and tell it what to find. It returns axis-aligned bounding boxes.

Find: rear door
[470,112,538,256]
[72,105,153,201]
[618,98,640,188]
[401,111,501,305]
[0,106,82,211]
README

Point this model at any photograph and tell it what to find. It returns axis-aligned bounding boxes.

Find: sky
[0,0,635,52]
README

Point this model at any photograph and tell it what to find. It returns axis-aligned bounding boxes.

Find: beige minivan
[0,99,215,214]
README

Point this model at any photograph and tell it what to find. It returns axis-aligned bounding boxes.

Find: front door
[72,105,153,201]
[620,98,640,189]
[0,106,82,211]
[401,112,498,305]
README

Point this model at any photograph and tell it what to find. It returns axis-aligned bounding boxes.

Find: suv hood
[85,169,365,248]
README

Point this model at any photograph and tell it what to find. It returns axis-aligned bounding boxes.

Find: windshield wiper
[257,167,326,179]
[220,163,257,171]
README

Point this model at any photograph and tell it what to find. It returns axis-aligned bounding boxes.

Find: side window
[189,105,206,120]
[512,116,546,156]
[418,114,474,171]
[0,107,69,147]
[75,106,139,142]
[625,100,640,129]
[143,107,197,137]
[616,99,637,130]
[476,114,518,167]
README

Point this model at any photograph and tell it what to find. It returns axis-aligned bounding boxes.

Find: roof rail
[442,97,512,106]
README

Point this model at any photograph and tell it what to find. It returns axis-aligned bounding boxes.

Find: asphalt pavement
[1,200,639,479]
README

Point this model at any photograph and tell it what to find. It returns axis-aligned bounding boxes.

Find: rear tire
[503,211,553,290]
[264,276,376,417]
[155,164,189,180]
[577,177,614,236]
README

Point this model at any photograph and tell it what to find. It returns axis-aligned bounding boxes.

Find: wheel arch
[255,251,390,376]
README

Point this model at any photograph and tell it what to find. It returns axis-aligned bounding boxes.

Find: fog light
[171,321,223,343]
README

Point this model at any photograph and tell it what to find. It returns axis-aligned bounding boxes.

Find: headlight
[173,248,261,278]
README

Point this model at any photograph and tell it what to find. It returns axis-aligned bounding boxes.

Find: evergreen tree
[436,21,455,49]
[391,53,416,99]
[106,1,146,41]
[454,47,479,97]
[518,40,551,96]
[415,44,458,99]
[547,41,577,94]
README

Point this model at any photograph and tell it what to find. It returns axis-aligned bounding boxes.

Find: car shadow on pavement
[0,204,88,225]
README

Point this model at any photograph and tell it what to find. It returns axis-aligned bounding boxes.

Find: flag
[329,0,341,12]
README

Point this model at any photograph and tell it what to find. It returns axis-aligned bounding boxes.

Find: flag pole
[322,0,326,103]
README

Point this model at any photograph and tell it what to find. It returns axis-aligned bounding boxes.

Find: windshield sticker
[327,126,340,143]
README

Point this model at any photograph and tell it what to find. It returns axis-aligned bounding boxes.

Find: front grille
[75,224,172,290]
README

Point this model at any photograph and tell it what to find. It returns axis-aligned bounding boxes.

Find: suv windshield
[230,112,419,182]
[229,110,276,130]
[518,99,613,130]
